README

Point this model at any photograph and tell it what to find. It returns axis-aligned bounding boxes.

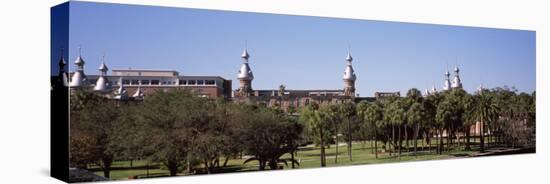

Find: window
[162,81,167,85]
[179,80,187,85]
[141,80,150,85]
[205,80,215,85]
[131,80,139,85]
[123,80,130,85]
[188,80,196,85]
[151,80,159,85]
[197,80,204,85]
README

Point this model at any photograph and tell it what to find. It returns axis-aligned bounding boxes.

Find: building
[66,49,232,99]
[62,46,463,110]
[233,45,368,111]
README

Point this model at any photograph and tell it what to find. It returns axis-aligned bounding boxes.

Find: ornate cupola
[69,47,87,88]
[451,65,463,89]
[93,55,112,93]
[236,42,254,97]
[342,48,356,97]
[443,70,451,91]
[57,48,69,87]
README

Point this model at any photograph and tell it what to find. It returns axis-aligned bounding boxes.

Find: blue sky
[53,1,536,96]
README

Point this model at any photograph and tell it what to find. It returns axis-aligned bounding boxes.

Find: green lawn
[93,139,497,180]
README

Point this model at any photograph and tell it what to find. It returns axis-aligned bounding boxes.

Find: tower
[57,48,68,87]
[451,65,463,89]
[93,55,112,93]
[132,72,144,100]
[443,70,451,91]
[236,43,254,97]
[114,77,128,100]
[342,48,356,97]
[69,46,87,88]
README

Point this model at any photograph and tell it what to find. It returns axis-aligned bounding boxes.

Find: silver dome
[238,63,254,80]
[93,76,111,93]
[94,61,112,93]
[69,71,86,87]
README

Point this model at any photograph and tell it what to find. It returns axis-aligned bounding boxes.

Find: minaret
[93,55,112,93]
[451,65,463,89]
[342,48,357,97]
[69,46,87,88]
[443,70,451,91]
[236,42,254,97]
[115,77,128,100]
[57,48,69,87]
[132,72,144,99]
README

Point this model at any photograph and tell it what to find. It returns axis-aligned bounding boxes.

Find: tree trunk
[291,150,296,168]
[146,161,150,177]
[204,159,211,174]
[101,156,113,178]
[223,156,230,167]
[404,124,409,151]
[168,161,178,176]
[480,119,485,153]
[347,118,352,161]
[465,126,471,151]
[335,126,339,164]
[438,128,443,155]
[392,125,395,157]
[414,123,419,156]
[398,125,402,159]
[374,135,378,159]
[320,127,326,167]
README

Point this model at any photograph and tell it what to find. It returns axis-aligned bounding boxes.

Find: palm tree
[362,101,383,158]
[472,88,499,153]
[300,103,328,166]
[340,101,357,161]
[406,88,422,150]
[321,104,341,163]
[422,93,440,152]
[384,99,405,158]
[436,97,453,154]
[462,94,475,150]
[407,102,423,156]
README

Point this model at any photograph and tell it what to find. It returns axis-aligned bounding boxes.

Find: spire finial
[241,40,250,60]
[78,45,82,56]
[59,47,66,66]
[346,45,353,62]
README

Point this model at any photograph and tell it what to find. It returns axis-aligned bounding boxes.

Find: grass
[92,138,505,180]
